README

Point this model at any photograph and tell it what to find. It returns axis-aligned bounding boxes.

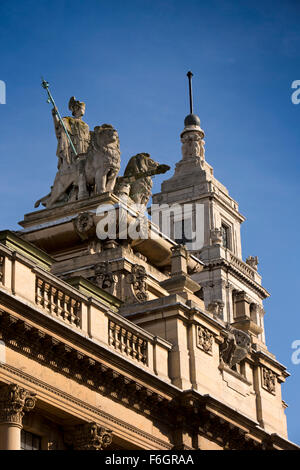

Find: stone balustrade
[228,252,256,280]
[36,277,81,328]
[109,319,148,365]
[0,243,171,382]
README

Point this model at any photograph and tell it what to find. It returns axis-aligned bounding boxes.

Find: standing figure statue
[54,96,90,168]
[35,96,91,208]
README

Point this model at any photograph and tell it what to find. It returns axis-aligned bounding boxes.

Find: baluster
[57,291,64,317]
[126,331,132,357]
[74,301,81,326]
[45,283,51,311]
[120,328,126,353]
[109,321,115,346]
[132,335,137,359]
[142,340,148,364]
[51,287,57,314]
[36,278,43,305]
[115,324,121,351]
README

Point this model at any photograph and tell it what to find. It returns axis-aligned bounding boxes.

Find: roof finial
[187,71,194,114]
[182,71,203,137]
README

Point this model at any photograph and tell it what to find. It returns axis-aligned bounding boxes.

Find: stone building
[0,86,298,451]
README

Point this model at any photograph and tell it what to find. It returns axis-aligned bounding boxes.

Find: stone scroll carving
[128,264,148,302]
[220,325,251,369]
[0,383,36,425]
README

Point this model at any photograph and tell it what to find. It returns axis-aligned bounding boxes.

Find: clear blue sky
[0,0,299,444]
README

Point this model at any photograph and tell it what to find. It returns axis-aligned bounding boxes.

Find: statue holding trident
[35,79,90,208]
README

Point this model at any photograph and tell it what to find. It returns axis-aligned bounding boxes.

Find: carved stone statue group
[35,97,169,209]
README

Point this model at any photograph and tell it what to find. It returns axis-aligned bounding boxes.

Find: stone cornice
[0,363,173,450]
[203,258,270,299]
[0,231,54,270]
[177,391,299,450]
[253,349,290,380]
[0,294,174,395]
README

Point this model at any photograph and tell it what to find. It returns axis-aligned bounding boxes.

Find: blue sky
[0,0,299,444]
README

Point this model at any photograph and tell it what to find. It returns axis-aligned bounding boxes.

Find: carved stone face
[71,103,85,118]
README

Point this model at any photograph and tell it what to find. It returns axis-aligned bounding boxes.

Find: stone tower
[152,81,268,353]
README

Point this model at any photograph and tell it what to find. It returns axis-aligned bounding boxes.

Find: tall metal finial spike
[187,71,194,114]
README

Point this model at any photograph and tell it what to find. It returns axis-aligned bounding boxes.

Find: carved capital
[0,383,36,425]
[66,422,112,450]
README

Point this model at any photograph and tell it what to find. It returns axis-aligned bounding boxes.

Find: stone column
[0,383,36,450]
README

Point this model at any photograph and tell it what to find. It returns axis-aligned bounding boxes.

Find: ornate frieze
[36,277,81,327]
[109,320,148,364]
[65,422,112,450]
[0,383,36,425]
[128,264,148,302]
[196,325,213,354]
[0,310,167,418]
[262,367,276,395]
